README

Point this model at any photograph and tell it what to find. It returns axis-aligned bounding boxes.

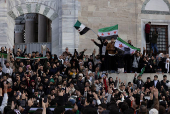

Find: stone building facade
[0,0,170,55]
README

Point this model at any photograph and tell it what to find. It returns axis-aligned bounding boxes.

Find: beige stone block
[81,6,88,11]
[107,12,117,17]
[80,11,93,17]
[88,17,101,23]
[88,5,96,11]
[118,34,127,40]
[80,11,89,16]
[93,11,108,17]
[78,17,88,24]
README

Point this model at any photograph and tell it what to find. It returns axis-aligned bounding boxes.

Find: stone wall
[108,73,170,85]
[0,2,8,48]
[77,0,170,55]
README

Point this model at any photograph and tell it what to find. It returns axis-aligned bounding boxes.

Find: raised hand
[4,84,8,93]
[58,90,64,96]
[93,92,99,100]
[153,88,158,99]
[91,39,95,42]
[22,91,26,99]
[28,98,34,107]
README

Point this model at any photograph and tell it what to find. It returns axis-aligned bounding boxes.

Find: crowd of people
[91,37,170,73]
[0,36,169,114]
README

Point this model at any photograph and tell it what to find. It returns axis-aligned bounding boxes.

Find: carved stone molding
[14,25,24,33]
[24,14,37,21]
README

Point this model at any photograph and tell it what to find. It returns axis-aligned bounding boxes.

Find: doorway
[146,25,168,54]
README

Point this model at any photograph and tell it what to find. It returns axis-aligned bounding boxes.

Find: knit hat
[50,78,55,83]
[149,108,158,114]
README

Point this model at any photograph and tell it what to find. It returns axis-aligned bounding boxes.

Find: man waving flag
[115,37,140,54]
[74,20,90,35]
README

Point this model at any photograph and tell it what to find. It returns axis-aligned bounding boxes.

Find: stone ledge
[108,73,170,84]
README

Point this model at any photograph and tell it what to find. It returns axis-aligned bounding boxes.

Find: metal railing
[14,42,51,54]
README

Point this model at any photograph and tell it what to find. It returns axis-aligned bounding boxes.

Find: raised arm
[114,77,118,88]
[0,84,8,114]
[153,88,159,111]
[133,73,137,84]
[13,45,16,57]
[91,39,101,47]
[7,48,10,63]
[1,55,5,68]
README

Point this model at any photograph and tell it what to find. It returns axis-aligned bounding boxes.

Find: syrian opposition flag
[115,37,140,54]
[98,24,118,40]
[74,20,90,35]
[139,66,146,76]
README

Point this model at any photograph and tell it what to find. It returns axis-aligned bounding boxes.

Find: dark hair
[148,22,151,24]
[82,107,98,114]
[98,103,107,109]
[163,75,167,78]
[120,103,129,112]
[139,105,147,114]
[6,110,16,114]
[4,106,12,114]
[54,106,65,114]
[159,105,166,114]
[33,109,43,114]
[64,110,74,114]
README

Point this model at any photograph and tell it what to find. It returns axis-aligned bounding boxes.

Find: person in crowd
[161,75,169,91]
[145,22,151,43]
[151,75,161,91]
[151,28,159,54]
[106,38,117,73]
[132,51,140,73]
[144,77,152,90]
[124,40,133,73]
[133,73,144,89]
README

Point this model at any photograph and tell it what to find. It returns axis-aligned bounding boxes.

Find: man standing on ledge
[145,22,151,43]
[106,37,117,73]
[151,28,158,54]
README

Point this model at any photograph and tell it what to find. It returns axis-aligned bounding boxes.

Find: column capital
[14,25,24,33]
[24,14,37,21]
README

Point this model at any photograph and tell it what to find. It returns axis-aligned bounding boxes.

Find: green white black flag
[98,24,118,40]
[74,20,90,35]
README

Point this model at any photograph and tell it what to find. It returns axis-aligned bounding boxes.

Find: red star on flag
[119,44,123,48]
[114,31,117,34]
[101,33,104,36]
[108,33,110,35]
[132,51,135,54]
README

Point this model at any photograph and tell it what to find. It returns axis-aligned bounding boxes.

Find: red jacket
[103,78,108,92]
[145,24,150,33]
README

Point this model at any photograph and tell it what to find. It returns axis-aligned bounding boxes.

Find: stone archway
[7,0,62,55]
[141,0,170,15]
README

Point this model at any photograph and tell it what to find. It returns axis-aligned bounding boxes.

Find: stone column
[38,15,47,42]
[24,14,37,43]
[14,25,24,43]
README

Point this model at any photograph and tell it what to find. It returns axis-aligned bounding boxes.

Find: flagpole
[90,29,98,36]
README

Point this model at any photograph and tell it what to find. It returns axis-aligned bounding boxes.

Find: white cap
[149,108,158,114]
[88,71,92,75]
[79,73,83,77]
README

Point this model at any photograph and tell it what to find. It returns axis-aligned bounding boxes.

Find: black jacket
[144,81,152,89]
[161,80,169,91]
[133,77,144,89]
[151,80,161,91]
